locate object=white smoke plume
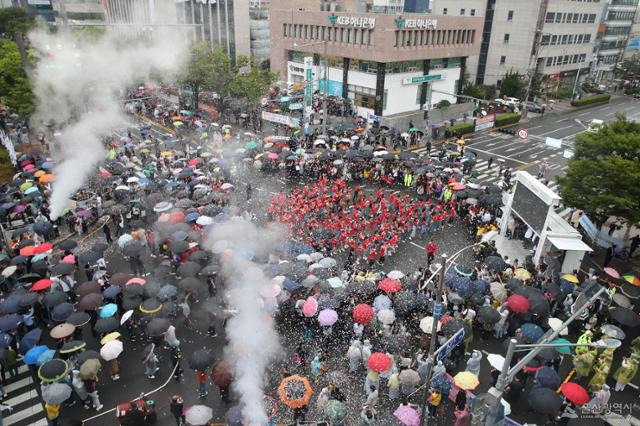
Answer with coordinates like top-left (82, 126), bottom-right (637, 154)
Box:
top-left (206, 217), bottom-right (283, 425)
top-left (28, 23), bottom-right (188, 219)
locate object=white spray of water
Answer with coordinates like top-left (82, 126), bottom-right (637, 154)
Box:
top-left (28, 23), bottom-right (187, 219)
top-left (206, 217), bottom-right (282, 425)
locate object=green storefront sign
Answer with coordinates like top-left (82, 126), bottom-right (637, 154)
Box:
top-left (409, 74), bottom-right (443, 84)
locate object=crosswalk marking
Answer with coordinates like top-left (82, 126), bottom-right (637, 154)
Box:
top-left (2, 364), bottom-right (47, 426)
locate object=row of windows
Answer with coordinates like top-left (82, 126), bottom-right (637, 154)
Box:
top-left (605, 26), bottom-right (631, 35)
top-left (568, 0), bottom-right (600, 2)
top-left (442, 8), bottom-right (476, 16)
top-left (283, 23), bottom-right (374, 46)
top-left (545, 12), bottom-right (596, 24)
top-left (540, 33), bottom-right (592, 46)
top-left (611, 0), bottom-right (638, 5)
top-left (393, 29), bottom-right (475, 47)
top-left (544, 53), bottom-right (587, 66)
top-left (607, 11), bottom-right (635, 20)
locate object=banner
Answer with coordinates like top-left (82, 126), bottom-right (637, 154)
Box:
top-left (474, 114), bottom-right (495, 132)
top-left (261, 111), bottom-right (297, 127)
top-left (0, 130), bottom-right (17, 166)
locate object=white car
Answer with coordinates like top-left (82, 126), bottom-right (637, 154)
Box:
top-left (587, 119), bottom-right (604, 133)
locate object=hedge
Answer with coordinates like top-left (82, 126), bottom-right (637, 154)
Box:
top-left (495, 113), bottom-right (522, 127)
top-left (571, 93), bottom-right (610, 107)
top-left (448, 122), bottom-right (475, 135)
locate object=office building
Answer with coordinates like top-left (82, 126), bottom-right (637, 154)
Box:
top-left (593, 0), bottom-right (639, 81)
top-left (270, 0), bottom-right (483, 127)
top-left (250, 1), bottom-right (271, 66)
top-left (623, 5), bottom-right (640, 59)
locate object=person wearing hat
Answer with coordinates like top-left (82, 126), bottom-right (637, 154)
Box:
top-left (169, 395), bottom-right (185, 425)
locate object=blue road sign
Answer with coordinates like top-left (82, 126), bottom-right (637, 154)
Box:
top-left (436, 328), bottom-right (465, 361)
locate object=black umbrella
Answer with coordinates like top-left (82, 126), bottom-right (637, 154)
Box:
top-left (188, 349), bottom-right (215, 371)
top-left (178, 277), bottom-right (201, 291)
top-left (52, 263), bottom-right (75, 276)
top-left (110, 273), bottom-right (133, 287)
top-left (484, 256), bottom-right (508, 272)
top-left (477, 306), bottom-right (501, 324)
top-left (10, 256), bottom-right (29, 265)
top-left (169, 240), bottom-right (189, 254)
top-left (528, 387), bottom-right (563, 415)
top-left (17, 240), bottom-right (35, 249)
top-left (76, 350), bottom-right (100, 365)
top-left (146, 318), bottom-right (170, 337)
top-left (349, 280), bottom-right (377, 297)
top-left (199, 265), bottom-right (219, 277)
top-left (189, 251), bottom-right (209, 262)
top-left (139, 298), bottom-right (162, 314)
top-left (0, 294), bottom-right (23, 314)
top-left (0, 314), bottom-right (22, 331)
top-left (123, 284), bottom-right (144, 297)
top-left (609, 307), bottom-right (639, 327)
top-left (19, 292), bottom-right (39, 307)
top-left (78, 293), bottom-right (103, 311)
top-left (153, 264), bottom-right (173, 279)
top-left (30, 261), bottom-right (49, 275)
top-left (67, 312), bottom-right (91, 327)
top-left (60, 340), bottom-right (86, 354)
top-left (122, 296), bottom-right (143, 310)
top-left (51, 303), bottom-right (74, 322)
top-left (57, 240), bottom-right (77, 251)
top-left (393, 291), bottom-right (417, 316)
top-left (177, 262), bottom-right (201, 277)
top-left (442, 319), bottom-right (466, 337)
top-left (122, 241), bottom-right (145, 257)
top-left (43, 291), bottom-right (68, 308)
top-left (38, 359), bottom-right (69, 383)
top-left (78, 251), bottom-right (101, 265)
top-left (94, 317), bottom-right (119, 334)
top-left (92, 243), bottom-right (109, 254)
top-left (33, 222), bottom-right (54, 236)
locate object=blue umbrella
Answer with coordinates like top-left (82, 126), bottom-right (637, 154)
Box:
top-left (41, 162), bottom-right (54, 170)
top-left (522, 323), bottom-right (544, 343)
top-left (99, 303), bottom-right (118, 318)
top-left (453, 276), bottom-right (472, 299)
top-left (373, 295), bottom-right (392, 312)
top-left (0, 295), bottom-right (23, 315)
top-left (24, 345), bottom-right (49, 365)
top-left (171, 231), bottom-right (188, 242)
top-left (241, 250), bottom-right (255, 261)
top-left (0, 314), bottom-right (23, 331)
top-left (51, 303), bottom-right (74, 322)
top-left (282, 278), bottom-right (300, 291)
top-left (37, 349), bottom-right (56, 366)
top-left (157, 285), bottom-right (177, 300)
top-left (471, 279), bottom-right (490, 296)
top-left (103, 285), bottom-right (121, 299)
top-left (0, 333), bottom-right (12, 349)
top-left (185, 212), bottom-right (200, 223)
top-left (292, 243), bottom-right (313, 254)
top-left (19, 329), bottom-right (42, 354)
top-left (535, 366), bottom-right (561, 389)
top-left (559, 279), bottom-right (573, 295)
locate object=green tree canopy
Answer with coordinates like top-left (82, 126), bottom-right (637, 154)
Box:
top-left (500, 70), bottom-right (526, 99)
top-left (556, 115), bottom-right (640, 225)
top-left (0, 39), bottom-right (34, 116)
top-left (178, 42), bottom-right (218, 108)
top-left (229, 55), bottom-right (276, 102)
top-left (0, 7), bottom-right (35, 38)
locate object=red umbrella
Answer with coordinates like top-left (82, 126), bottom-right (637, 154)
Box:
top-left (507, 294), bottom-right (530, 313)
top-left (169, 211), bottom-right (185, 224)
top-left (367, 352), bottom-right (392, 372)
top-left (100, 170), bottom-right (112, 178)
top-left (439, 315), bottom-right (454, 325)
top-left (352, 304), bottom-right (374, 325)
top-left (32, 279), bottom-right (53, 291)
top-left (560, 382), bottom-right (589, 405)
top-left (34, 243), bottom-right (53, 254)
top-left (19, 246), bottom-right (37, 257)
top-left (378, 278), bottom-right (402, 294)
top-left (604, 267), bottom-right (620, 279)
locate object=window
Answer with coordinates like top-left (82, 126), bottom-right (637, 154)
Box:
top-left (563, 55), bottom-right (570, 65)
top-left (443, 8), bottom-right (447, 15)
top-left (576, 34), bottom-right (583, 43)
top-left (561, 34), bottom-right (568, 44)
top-left (551, 35), bottom-right (558, 45)
top-left (471, 9), bottom-right (475, 16)
top-left (546, 12), bottom-right (554, 23)
top-left (500, 55), bottom-right (506, 65)
top-left (541, 34), bottom-right (550, 45)
top-left (568, 34), bottom-right (574, 44)
top-left (581, 13), bottom-right (588, 23)
top-left (503, 33), bottom-right (510, 44)
top-left (546, 57), bottom-right (553, 66)
top-left (572, 14), bottom-right (579, 23)
top-left (555, 13), bottom-right (562, 23)
top-left (508, 10), bottom-right (514, 21)
top-left (584, 34), bottom-right (591, 43)
top-left (567, 13), bottom-right (573, 23)
top-left (460, 8), bottom-right (465, 15)
top-left (588, 13), bottom-right (596, 23)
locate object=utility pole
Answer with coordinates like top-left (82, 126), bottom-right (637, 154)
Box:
top-left (322, 39), bottom-right (328, 136)
top-left (419, 253), bottom-right (447, 426)
top-left (521, 0), bottom-right (549, 119)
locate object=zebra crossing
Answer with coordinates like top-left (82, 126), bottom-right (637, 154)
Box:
top-left (410, 147), bottom-right (573, 221)
top-left (1, 365), bottom-right (47, 426)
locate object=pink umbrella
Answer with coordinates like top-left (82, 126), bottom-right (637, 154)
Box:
top-left (126, 277), bottom-right (146, 286)
top-left (23, 164), bottom-right (35, 171)
top-left (604, 267), bottom-right (620, 279)
top-left (267, 152), bottom-right (279, 160)
top-left (62, 255), bottom-right (75, 264)
top-left (12, 205), bottom-right (26, 214)
top-left (259, 284), bottom-right (281, 299)
top-left (157, 213), bottom-right (170, 222)
top-left (302, 297), bottom-right (318, 317)
top-left (394, 405), bottom-right (420, 426)
top-left (317, 309), bottom-right (338, 326)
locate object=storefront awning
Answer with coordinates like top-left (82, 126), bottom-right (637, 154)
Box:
top-left (548, 236), bottom-right (593, 252)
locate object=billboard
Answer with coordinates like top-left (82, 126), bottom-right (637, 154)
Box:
top-left (318, 79), bottom-right (344, 97)
top-left (511, 183), bottom-right (550, 235)
top-left (474, 114), bottom-right (495, 132)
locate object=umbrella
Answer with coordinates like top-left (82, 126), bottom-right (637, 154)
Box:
top-left (19, 329), bottom-right (42, 354)
top-left (100, 332), bottom-right (121, 345)
top-left (76, 281), bottom-right (101, 297)
top-left (188, 349), bottom-right (214, 371)
top-left (177, 262), bottom-right (201, 277)
top-left (0, 295), bottom-right (22, 314)
top-left (277, 375), bottom-right (313, 409)
top-left (146, 317), bottom-right (170, 337)
top-left (120, 310), bottom-right (134, 325)
top-left (485, 256), bottom-right (508, 271)
top-left (50, 323), bottom-right (75, 339)
top-left (487, 353), bottom-right (505, 371)
top-left (225, 405), bottom-right (243, 426)
top-left (317, 309), bottom-right (338, 326)
top-left (528, 387), bottom-right (563, 415)
top-left (42, 383), bottom-right (73, 405)
top-left (387, 270), bottom-right (405, 280)
top-left (100, 340), bottom-right (123, 361)
top-left (609, 307), bottom-right (639, 327)
top-left (103, 285), bottom-right (122, 300)
top-left (547, 318), bottom-right (568, 336)
top-left (0, 315), bottom-right (22, 333)
top-left (373, 294), bottom-right (392, 312)
top-left (324, 399), bottom-right (347, 421)
top-left (57, 240), bottom-right (77, 251)
top-left (514, 268), bottom-right (531, 281)
top-left (52, 263), bottom-right (75, 276)
top-left (550, 338), bottom-right (572, 355)
top-left (604, 267), bottom-right (620, 279)
top-left (59, 340), bottom-right (86, 354)
top-left (561, 382), bottom-right (589, 405)
top-left (612, 293), bottom-right (632, 308)
top-left (506, 294), bottom-right (529, 313)
top-left (377, 309), bottom-right (396, 325)
top-left (419, 316), bottom-right (441, 333)
top-left (398, 369), bottom-right (421, 386)
top-left (454, 371), bottom-right (479, 390)
top-left (123, 241), bottom-right (145, 257)
top-left (94, 317), bottom-right (119, 334)
top-left (477, 306), bottom-right (501, 324)
top-left (76, 350), bottom-right (100, 365)
top-left (353, 304), bottom-right (374, 324)
top-left (31, 279), bottom-right (52, 292)
top-left (378, 278), bottom-right (402, 293)
top-left (78, 293), bottom-right (104, 311)
top-left (19, 293), bottom-right (39, 307)
top-left (442, 319), bottom-right (466, 337)
top-left (601, 323), bottom-right (626, 340)
top-left (67, 312), bottom-right (91, 327)
top-left (211, 361), bottom-right (233, 386)
top-left (79, 358), bottom-right (101, 379)
top-left (140, 298), bottom-right (162, 314)
top-left (535, 366), bottom-right (561, 389)
top-left (185, 405), bottom-right (213, 425)
top-left (157, 285), bottom-right (177, 301)
top-left (24, 345), bottom-right (50, 365)
top-left (367, 352), bottom-right (392, 372)
top-left (39, 359), bottom-right (69, 382)
top-left (302, 297), bottom-right (318, 317)
top-left (110, 273), bottom-right (133, 286)
top-left (394, 405), bottom-right (420, 426)
top-left (521, 323), bottom-right (544, 342)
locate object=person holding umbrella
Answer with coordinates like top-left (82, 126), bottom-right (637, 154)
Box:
top-left (169, 395), bottom-right (185, 425)
top-left (211, 361), bottom-right (233, 403)
top-left (142, 343), bottom-right (159, 379)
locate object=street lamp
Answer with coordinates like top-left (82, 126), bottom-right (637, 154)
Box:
top-left (293, 40), bottom-right (329, 136)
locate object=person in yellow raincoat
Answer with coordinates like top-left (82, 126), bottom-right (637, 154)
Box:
top-left (588, 348), bottom-right (614, 392)
top-left (614, 355), bottom-right (639, 391)
top-left (573, 347), bottom-right (597, 378)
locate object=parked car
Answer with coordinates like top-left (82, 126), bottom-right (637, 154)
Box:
top-left (525, 101), bottom-right (545, 113)
top-left (587, 119), bottom-right (604, 133)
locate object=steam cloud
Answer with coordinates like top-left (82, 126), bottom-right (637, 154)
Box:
top-left (206, 217), bottom-right (282, 425)
top-left (28, 24), bottom-right (187, 219)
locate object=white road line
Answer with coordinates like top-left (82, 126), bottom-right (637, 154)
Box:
top-left (577, 111), bottom-right (592, 117)
top-left (409, 242), bottom-right (424, 250)
top-left (527, 125), bottom-right (544, 130)
top-left (4, 403), bottom-right (45, 425)
top-left (538, 125), bottom-right (575, 136)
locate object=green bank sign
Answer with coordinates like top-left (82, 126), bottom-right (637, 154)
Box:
top-left (402, 74), bottom-right (443, 85)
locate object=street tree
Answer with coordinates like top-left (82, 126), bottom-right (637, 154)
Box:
top-left (556, 115), bottom-right (640, 226)
top-left (0, 7), bottom-right (35, 38)
top-left (500, 70), bottom-right (526, 99)
top-left (0, 39), bottom-right (35, 116)
top-left (178, 42), bottom-right (217, 109)
top-left (229, 55), bottom-right (276, 103)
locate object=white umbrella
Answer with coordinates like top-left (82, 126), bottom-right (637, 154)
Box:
top-left (487, 353), bottom-right (505, 370)
top-left (196, 216), bottom-right (213, 226)
top-left (310, 252), bottom-right (324, 262)
top-left (220, 183), bottom-right (234, 190)
top-left (115, 185), bottom-right (130, 192)
top-left (387, 270), bottom-right (405, 280)
top-left (308, 263), bottom-right (324, 271)
top-left (378, 309), bottom-right (396, 325)
top-left (319, 257), bottom-right (337, 268)
top-left (126, 177), bottom-right (139, 184)
top-left (547, 318), bottom-right (568, 336)
top-left (327, 277), bottom-right (343, 288)
top-left (296, 254), bottom-right (312, 263)
top-left (490, 282), bottom-right (507, 302)
top-left (185, 405), bottom-right (213, 425)
top-left (153, 201), bottom-right (173, 213)
top-left (120, 310), bottom-right (134, 325)
top-left (2, 266), bottom-right (17, 278)
top-left (419, 316), bottom-right (441, 333)
top-left (100, 340), bottom-right (123, 361)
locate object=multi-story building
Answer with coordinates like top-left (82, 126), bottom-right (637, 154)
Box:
top-left (250, 0), bottom-right (271, 66)
top-left (594, 0), bottom-right (639, 81)
top-left (435, 0), bottom-right (603, 92)
top-left (623, 5), bottom-right (640, 59)
top-left (270, 0), bottom-right (483, 127)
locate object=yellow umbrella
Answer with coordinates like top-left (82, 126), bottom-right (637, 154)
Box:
top-left (561, 274), bottom-right (579, 284)
top-left (39, 174), bottom-right (55, 184)
top-left (20, 181), bottom-right (33, 191)
top-left (33, 170), bottom-right (45, 178)
top-left (160, 151), bottom-right (173, 157)
top-left (514, 268), bottom-right (532, 281)
top-left (100, 331), bottom-right (121, 345)
top-left (453, 371), bottom-right (480, 390)
top-left (255, 153), bottom-right (265, 160)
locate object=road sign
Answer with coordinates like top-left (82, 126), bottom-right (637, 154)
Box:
top-left (435, 328), bottom-right (465, 361)
top-left (433, 302), bottom-right (443, 319)
top-left (517, 128), bottom-right (528, 139)
top-left (402, 74), bottom-right (443, 85)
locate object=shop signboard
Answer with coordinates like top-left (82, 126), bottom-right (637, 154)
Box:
top-left (474, 114), bottom-right (496, 131)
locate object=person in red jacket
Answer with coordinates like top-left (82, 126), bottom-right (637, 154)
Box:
top-left (426, 240), bottom-right (437, 264)
top-left (378, 244), bottom-right (387, 266)
top-left (368, 248), bottom-right (377, 268)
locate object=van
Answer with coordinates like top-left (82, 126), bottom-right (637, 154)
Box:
top-left (587, 119), bottom-right (604, 133)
